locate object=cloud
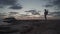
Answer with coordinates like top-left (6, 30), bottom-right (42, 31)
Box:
top-left (9, 12), bottom-right (18, 14)
top-left (25, 10), bottom-right (40, 15)
top-left (45, 4), bottom-right (53, 7)
top-left (9, 5), bottom-right (22, 9)
top-left (49, 11), bottom-right (60, 16)
top-left (0, 0), bottom-right (16, 5)
top-left (53, 0), bottom-right (60, 5)
top-left (45, 0), bottom-right (60, 9)
top-left (0, 0), bottom-right (22, 10)
top-left (45, 0), bottom-right (60, 16)
top-left (0, 13), bottom-right (6, 16)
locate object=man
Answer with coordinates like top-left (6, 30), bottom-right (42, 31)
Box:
top-left (44, 9), bottom-right (48, 20)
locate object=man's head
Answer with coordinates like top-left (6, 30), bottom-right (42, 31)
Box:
top-left (44, 9), bottom-right (47, 12)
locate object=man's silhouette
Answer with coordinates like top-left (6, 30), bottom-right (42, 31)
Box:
top-left (44, 9), bottom-right (48, 20)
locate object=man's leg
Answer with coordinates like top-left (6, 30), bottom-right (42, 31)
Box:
top-left (45, 15), bottom-right (47, 20)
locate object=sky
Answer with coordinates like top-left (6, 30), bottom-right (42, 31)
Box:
top-left (0, 0), bottom-right (60, 17)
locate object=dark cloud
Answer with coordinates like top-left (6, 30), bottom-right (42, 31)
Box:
top-left (44, 0), bottom-right (60, 17)
top-left (25, 10), bottom-right (40, 15)
top-left (9, 5), bottom-right (22, 9)
top-left (8, 12), bottom-right (19, 17)
top-left (45, 0), bottom-right (60, 9)
top-left (9, 12), bottom-right (18, 14)
top-left (0, 0), bottom-right (22, 10)
top-left (53, 0), bottom-right (60, 5)
top-left (49, 11), bottom-right (60, 16)
top-left (53, 0), bottom-right (60, 10)
top-left (45, 4), bottom-right (53, 7)
top-left (0, 0), bottom-right (16, 5)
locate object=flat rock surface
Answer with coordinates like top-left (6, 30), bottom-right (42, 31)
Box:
top-left (0, 20), bottom-right (60, 34)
